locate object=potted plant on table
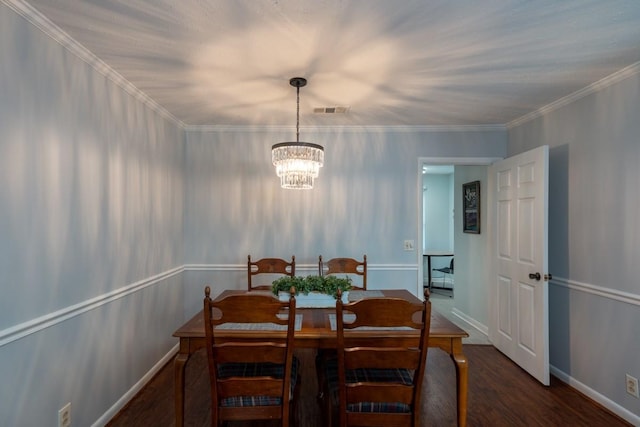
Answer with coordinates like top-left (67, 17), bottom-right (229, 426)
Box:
top-left (271, 275), bottom-right (352, 307)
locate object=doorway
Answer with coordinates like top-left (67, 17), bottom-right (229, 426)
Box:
top-left (417, 157), bottom-right (500, 341)
top-left (422, 165), bottom-right (455, 297)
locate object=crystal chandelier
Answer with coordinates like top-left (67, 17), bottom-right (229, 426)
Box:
top-left (272, 77), bottom-right (324, 189)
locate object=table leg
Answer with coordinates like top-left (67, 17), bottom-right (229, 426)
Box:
top-left (427, 255), bottom-right (432, 290)
top-left (174, 353), bottom-right (189, 427)
top-left (450, 341), bottom-right (468, 427)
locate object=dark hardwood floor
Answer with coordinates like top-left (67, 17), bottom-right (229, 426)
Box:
top-left (107, 345), bottom-right (630, 427)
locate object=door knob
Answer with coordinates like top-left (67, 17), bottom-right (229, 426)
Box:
top-left (529, 272), bottom-right (541, 281)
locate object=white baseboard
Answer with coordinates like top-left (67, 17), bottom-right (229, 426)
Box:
top-left (550, 366), bottom-right (640, 426)
top-left (92, 344), bottom-right (179, 426)
top-left (451, 307), bottom-right (489, 336)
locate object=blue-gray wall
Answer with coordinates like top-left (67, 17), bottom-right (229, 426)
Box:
top-left (453, 166), bottom-right (490, 330)
top-left (5, 0), bottom-right (638, 424)
top-left (508, 71), bottom-right (640, 422)
top-left (182, 128), bottom-right (506, 315)
top-left (423, 173), bottom-right (454, 256)
top-left (0, 4), bottom-right (506, 422)
top-left (0, 5), bottom-right (185, 426)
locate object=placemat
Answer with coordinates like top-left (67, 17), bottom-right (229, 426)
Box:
top-left (348, 290), bottom-right (384, 301)
top-left (216, 314), bottom-right (303, 331)
top-left (328, 314), bottom-right (413, 331)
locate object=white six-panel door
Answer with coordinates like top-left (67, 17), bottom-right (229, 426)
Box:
top-left (488, 145), bottom-right (550, 385)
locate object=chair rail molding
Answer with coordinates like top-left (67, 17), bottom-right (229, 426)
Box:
top-left (550, 276), bottom-right (640, 307)
top-left (4, 268), bottom-right (631, 350)
top-left (183, 263), bottom-right (419, 272)
top-left (0, 266), bottom-right (184, 348)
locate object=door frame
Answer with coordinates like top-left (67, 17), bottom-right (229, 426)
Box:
top-left (416, 157), bottom-right (502, 297)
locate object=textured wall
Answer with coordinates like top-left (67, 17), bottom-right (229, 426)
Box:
top-left (183, 127), bottom-right (506, 310)
top-left (453, 166), bottom-right (489, 326)
top-left (0, 5), bottom-right (185, 426)
top-left (508, 72), bottom-right (640, 422)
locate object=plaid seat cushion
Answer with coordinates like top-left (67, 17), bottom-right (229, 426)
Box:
top-left (346, 401), bottom-right (410, 413)
top-left (220, 394), bottom-right (282, 407)
top-left (324, 357), bottom-right (413, 413)
top-left (217, 356), bottom-right (300, 408)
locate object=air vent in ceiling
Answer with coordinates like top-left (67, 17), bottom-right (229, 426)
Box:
top-left (313, 106), bottom-right (350, 114)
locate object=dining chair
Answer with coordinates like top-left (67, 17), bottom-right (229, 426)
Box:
top-left (318, 255), bottom-right (367, 290)
top-left (322, 289), bottom-right (432, 427)
top-left (247, 255), bottom-right (295, 291)
top-left (315, 255), bottom-right (367, 392)
top-left (203, 286), bottom-right (300, 427)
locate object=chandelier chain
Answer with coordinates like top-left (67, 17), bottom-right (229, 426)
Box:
top-left (296, 84), bottom-right (300, 142)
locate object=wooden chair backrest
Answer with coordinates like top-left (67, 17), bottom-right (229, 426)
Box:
top-left (247, 255), bottom-right (295, 291)
top-left (203, 287), bottom-right (297, 426)
top-left (318, 255), bottom-right (367, 290)
top-left (335, 290), bottom-right (431, 427)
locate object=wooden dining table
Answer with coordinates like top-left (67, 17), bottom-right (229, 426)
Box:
top-left (172, 289), bottom-right (469, 427)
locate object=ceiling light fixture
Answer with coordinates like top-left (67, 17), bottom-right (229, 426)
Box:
top-left (272, 77), bottom-right (324, 189)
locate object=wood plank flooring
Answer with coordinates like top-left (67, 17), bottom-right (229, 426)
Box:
top-left (107, 345), bottom-right (631, 426)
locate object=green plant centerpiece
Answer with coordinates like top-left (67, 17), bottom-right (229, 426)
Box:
top-left (272, 275), bottom-right (352, 305)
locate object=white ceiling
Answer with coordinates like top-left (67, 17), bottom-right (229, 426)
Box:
top-left (14, 0), bottom-right (640, 127)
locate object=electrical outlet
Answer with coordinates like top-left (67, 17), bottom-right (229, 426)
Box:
top-left (58, 402), bottom-right (71, 427)
top-left (403, 240), bottom-right (414, 251)
top-left (626, 374), bottom-right (639, 398)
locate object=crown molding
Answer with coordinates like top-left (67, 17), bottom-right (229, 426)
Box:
top-left (184, 124), bottom-right (506, 133)
top-left (507, 61), bottom-right (640, 129)
top-left (8, 0), bottom-right (637, 133)
top-left (183, 263), bottom-right (419, 271)
top-left (3, 0), bottom-right (184, 127)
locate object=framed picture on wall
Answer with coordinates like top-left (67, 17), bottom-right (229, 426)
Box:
top-left (462, 180), bottom-right (480, 234)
